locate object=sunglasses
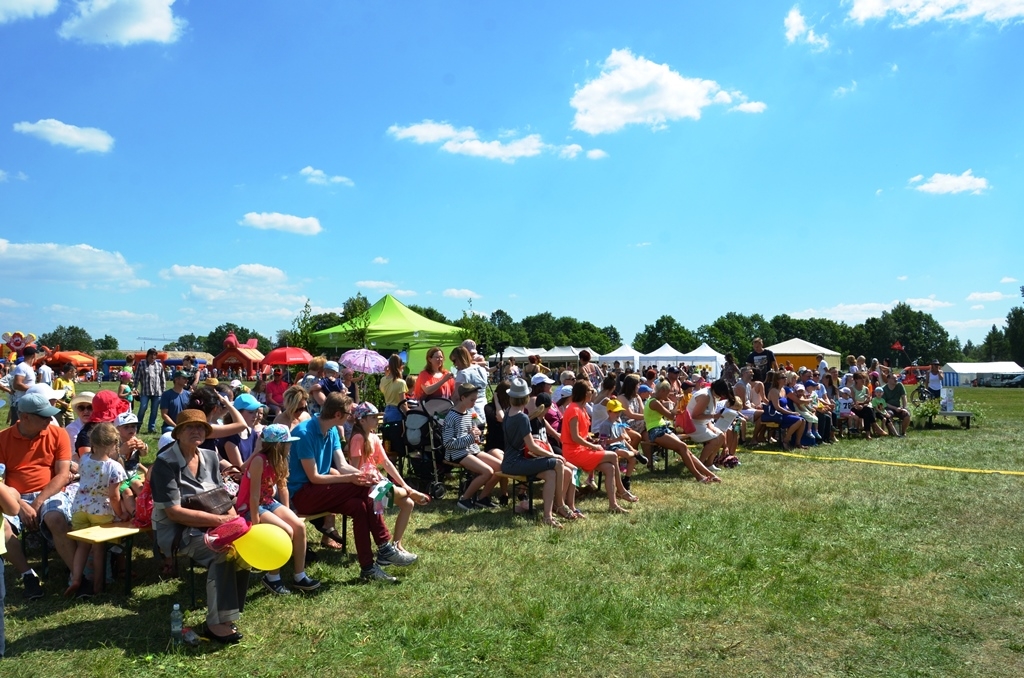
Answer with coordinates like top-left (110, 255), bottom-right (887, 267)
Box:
top-left (76, 405), bottom-right (93, 412)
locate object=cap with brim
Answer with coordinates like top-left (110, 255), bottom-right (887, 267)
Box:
top-left (554, 385), bottom-right (574, 401)
top-left (508, 377), bottom-right (530, 399)
top-left (605, 399), bottom-right (625, 412)
top-left (353, 402), bottom-right (379, 420)
top-left (681, 381), bottom-right (695, 389)
top-left (26, 384), bottom-right (63, 402)
top-left (173, 409), bottom-right (213, 439)
top-left (172, 370), bottom-right (188, 379)
top-left (262, 423), bottom-right (300, 443)
top-left (90, 390), bottom-right (130, 423)
top-left (667, 366), bottom-right (680, 373)
top-left (115, 412), bottom-right (139, 427)
top-left (931, 359), bottom-right (940, 365)
top-left (69, 391), bottom-right (95, 409)
top-left (229, 379), bottom-right (242, 388)
top-left (17, 393), bottom-right (60, 418)
top-left (324, 361), bottom-right (340, 374)
top-left (457, 383), bottom-right (481, 399)
top-left (638, 384), bottom-right (653, 394)
top-left (531, 373), bottom-right (555, 385)
top-left (535, 393), bottom-right (552, 408)
top-left (233, 393), bottom-right (262, 411)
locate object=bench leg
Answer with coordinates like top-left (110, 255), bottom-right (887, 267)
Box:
top-left (123, 535), bottom-right (134, 597)
top-left (340, 515), bottom-right (348, 555)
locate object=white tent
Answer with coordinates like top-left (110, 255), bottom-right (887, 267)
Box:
top-left (641, 343), bottom-right (687, 366)
top-left (942, 361), bottom-right (1024, 387)
top-left (543, 346), bottom-right (583, 362)
top-left (487, 346), bottom-right (533, 360)
top-left (602, 343), bottom-right (641, 368)
top-left (678, 342), bottom-right (726, 378)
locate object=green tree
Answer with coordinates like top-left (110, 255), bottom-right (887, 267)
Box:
top-left (407, 304), bottom-right (450, 324)
top-left (39, 325), bottom-right (95, 353)
top-left (342, 293), bottom-right (371, 322)
top-left (696, 313), bottom-right (776, 359)
top-left (287, 300), bottom-right (316, 352)
top-left (490, 309), bottom-right (529, 346)
top-left (980, 324), bottom-right (1010, 361)
top-left (567, 321), bottom-right (615, 355)
top-left (521, 312), bottom-right (563, 348)
top-left (94, 334), bottom-right (119, 350)
top-left (601, 325), bottom-right (622, 348)
top-left (1005, 307), bottom-right (1024, 367)
top-left (632, 315), bottom-right (697, 355)
top-left (204, 323), bottom-right (271, 355)
top-left (309, 312), bottom-right (344, 332)
top-left (860, 303), bottom-right (960, 365)
top-left (163, 333), bottom-right (205, 351)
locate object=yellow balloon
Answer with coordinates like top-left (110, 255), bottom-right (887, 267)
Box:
top-left (233, 523), bottom-right (291, 571)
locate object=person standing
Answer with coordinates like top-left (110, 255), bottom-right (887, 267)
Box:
top-left (159, 371), bottom-right (192, 433)
top-left (36, 359), bottom-right (53, 387)
top-left (746, 338), bottom-right (778, 384)
top-left (133, 348), bottom-right (165, 433)
top-left (9, 346), bottom-right (38, 423)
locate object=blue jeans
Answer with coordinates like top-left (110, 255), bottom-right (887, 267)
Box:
top-left (137, 394), bottom-right (160, 431)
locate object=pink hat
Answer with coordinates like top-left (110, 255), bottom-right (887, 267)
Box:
top-left (90, 389), bottom-right (130, 423)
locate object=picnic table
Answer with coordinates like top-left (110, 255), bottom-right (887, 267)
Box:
top-left (67, 522), bottom-right (145, 596)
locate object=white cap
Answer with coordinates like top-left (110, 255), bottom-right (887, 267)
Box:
top-left (115, 411), bottom-right (139, 427)
top-left (26, 383), bottom-right (63, 402)
top-left (531, 373), bottom-right (555, 386)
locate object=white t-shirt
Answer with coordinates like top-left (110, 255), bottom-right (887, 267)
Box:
top-left (817, 360), bottom-right (829, 380)
top-left (37, 364), bottom-right (54, 385)
top-left (454, 364), bottom-right (489, 420)
top-left (11, 361), bottom-right (35, 404)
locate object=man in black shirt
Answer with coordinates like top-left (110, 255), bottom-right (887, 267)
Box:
top-left (746, 337), bottom-right (778, 383)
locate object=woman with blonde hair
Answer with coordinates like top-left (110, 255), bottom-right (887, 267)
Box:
top-left (451, 345), bottom-right (489, 420)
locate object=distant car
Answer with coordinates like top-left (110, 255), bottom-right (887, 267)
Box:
top-left (1005, 374), bottom-right (1024, 388)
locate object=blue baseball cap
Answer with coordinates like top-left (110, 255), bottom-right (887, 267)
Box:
top-left (233, 393), bottom-right (262, 411)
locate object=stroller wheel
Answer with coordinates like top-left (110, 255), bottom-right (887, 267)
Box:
top-left (429, 482), bottom-right (447, 500)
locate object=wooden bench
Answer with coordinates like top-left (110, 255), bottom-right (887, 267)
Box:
top-left (67, 522), bottom-right (145, 596)
top-left (925, 410), bottom-right (974, 429)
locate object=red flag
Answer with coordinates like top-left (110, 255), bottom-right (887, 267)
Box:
top-left (891, 341), bottom-right (903, 351)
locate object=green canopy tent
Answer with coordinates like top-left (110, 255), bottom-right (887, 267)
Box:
top-left (311, 294), bottom-right (463, 373)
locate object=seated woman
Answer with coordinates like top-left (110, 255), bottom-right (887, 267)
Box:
top-left (501, 378), bottom-right (572, 528)
top-left (762, 371), bottom-right (806, 451)
top-left (561, 382), bottom-right (635, 511)
top-left (686, 379), bottom-right (732, 468)
top-left (615, 374), bottom-right (647, 450)
top-left (851, 372), bottom-right (883, 439)
top-left (413, 346), bottom-right (455, 401)
top-left (644, 381), bottom-right (719, 483)
top-left (151, 410), bottom-right (248, 644)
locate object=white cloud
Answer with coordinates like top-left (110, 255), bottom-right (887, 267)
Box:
top-left (784, 6), bottom-right (830, 50)
top-left (911, 169), bottom-right (990, 195)
top-left (966, 291), bottom-right (1013, 302)
top-left (833, 80), bottom-right (858, 97)
top-left (393, 289), bottom-right (417, 297)
top-left (443, 288), bottom-right (481, 299)
top-left (849, 0), bottom-right (1024, 25)
top-left (0, 239), bottom-right (150, 289)
top-left (943, 317), bottom-right (1007, 330)
top-left (1000, 276), bottom-right (1018, 283)
top-left (238, 212), bottom-right (322, 236)
top-left (161, 263), bottom-right (302, 321)
top-left (558, 144), bottom-right (583, 159)
top-left (876, 189), bottom-right (884, 196)
top-left (13, 118), bottom-right (114, 153)
top-left (388, 120), bottom-right (551, 163)
top-left (793, 300), bottom-right (898, 322)
top-left (356, 280), bottom-right (397, 290)
top-left (897, 275), bottom-right (908, 281)
top-left (586, 149), bottom-right (608, 160)
top-left (58, 0), bottom-right (186, 46)
top-left (372, 257), bottom-right (389, 265)
top-left (891, 63), bottom-right (899, 73)
top-left (906, 295), bottom-right (954, 311)
top-left (971, 304), bottom-right (985, 310)
top-left (0, 170), bottom-right (6, 182)
top-left (570, 48), bottom-right (765, 135)
top-left (0, 297), bottom-right (25, 307)
top-left (635, 242), bottom-right (651, 247)
top-left (730, 101), bottom-right (767, 113)
top-left (299, 165), bottom-right (354, 187)
top-left (0, 0), bottom-right (57, 23)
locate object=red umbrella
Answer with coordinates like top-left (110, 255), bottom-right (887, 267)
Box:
top-left (263, 346), bottom-right (313, 366)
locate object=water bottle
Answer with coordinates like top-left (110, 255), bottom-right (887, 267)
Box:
top-left (170, 603), bottom-right (183, 644)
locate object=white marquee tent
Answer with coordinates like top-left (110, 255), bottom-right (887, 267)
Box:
top-left (941, 361), bottom-right (1024, 387)
top-left (678, 342), bottom-right (726, 378)
top-left (602, 343), bottom-right (641, 367)
top-left (641, 343), bottom-right (687, 365)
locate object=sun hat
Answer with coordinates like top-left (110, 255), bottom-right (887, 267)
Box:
top-left (262, 423), bottom-right (300, 443)
top-left (115, 412), bottom-right (139, 427)
top-left (605, 399), bottom-right (625, 413)
top-left (172, 409), bottom-right (213, 439)
top-left (69, 391), bottom-right (95, 409)
top-left (554, 385), bottom-right (574, 401)
top-left (90, 390), bottom-right (129, 423)
top-left (531, 373), bottom-right (554, 385)
top-left (353, 402), bottom-right (379, 420)
top-left (26, 384), bottom-right (64, 402)
top-left (229, 379), bottom-right (242, 389)
top-left (508, 377), bottom-right (530, 399)
top-left (119, 371), bottom-right (132, 380)
top-left (457, 383), bottom-right (480, 399)
top-left (203, 377), bottom-right (219, 387)
top-left (17, 393), bottom-right (60, 418)
top-left (233, 393), bottom-right (262, 411)
top-left (324, 360), bottom-right (340, 374)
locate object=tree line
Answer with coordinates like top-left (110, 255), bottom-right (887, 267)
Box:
top-left (30, 289), bottom-right (1024, 368)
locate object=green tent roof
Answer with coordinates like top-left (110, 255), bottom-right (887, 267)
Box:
top-left (312, 294), bottom-right (463, 349)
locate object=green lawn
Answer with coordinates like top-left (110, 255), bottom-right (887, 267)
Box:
top-left (3, 387), bottom-right (1024, 677)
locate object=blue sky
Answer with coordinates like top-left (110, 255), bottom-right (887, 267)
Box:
top-left (1, 0), bottom-right (1022, 350)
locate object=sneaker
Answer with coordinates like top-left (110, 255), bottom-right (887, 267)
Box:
top-left (455, 497), bottom-right (477, 511)
top-left (635, 452), bottom-right (649, 465)
top-left (75, 580), bottom-right (94, 599)
top-left (23, 573), bottom-right (44, 600)
top-left (262, 575), bottom-right (292, 595)
top-left (376, 542), bottom-right (417, 567)
top-left (360, 563), bottom-right (398, 583)
top-left (291, 574), bottom-right (321, 592)
top-left (474, 496), bottom-right (497, 509)
top-left (708, 464), bottom-right (721, 472)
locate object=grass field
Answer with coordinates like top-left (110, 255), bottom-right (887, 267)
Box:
top-left (2, 385), bottom-right (1024, 677)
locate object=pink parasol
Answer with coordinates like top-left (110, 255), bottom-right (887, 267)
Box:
top-left (340, 348), bottom-right (388, 374)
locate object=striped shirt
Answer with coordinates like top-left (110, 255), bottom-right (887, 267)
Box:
top-left (442, 408), bottom-right (479, 463)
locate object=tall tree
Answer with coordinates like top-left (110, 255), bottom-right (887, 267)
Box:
top-left (94, 334), bottom-right (119, 350)
top-left (980, 324), bottom-right (1010, 361)
top-left (521, 312), bottom-right (563, 348)
top-left (342, 293), bottom-right (371, 322)
top-left (696, 312), bottom-right (776, 359)
top-left (860, 303), bottom-right (960, 365)
top-left (601, 325), bottom-right (623, 348)
top-left (490, 309), bottom-right (529, 347)
top-left (38, 325), bottom-right (95, 353)
top-left (163, 333), bottom-right (205, 352)
top-left (407, 304), bottom-right (450, 324)
top-left (632, 315), bottom-right (697, 355)
top-left (1005, 307), bottom-right (1024, 367)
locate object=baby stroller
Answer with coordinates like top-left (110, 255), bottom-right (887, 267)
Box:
top-left (403, 397), bottom-right (454, 500)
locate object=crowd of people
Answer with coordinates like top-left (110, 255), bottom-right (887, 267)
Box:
top-left (0, 338), bottom-right (935, 654)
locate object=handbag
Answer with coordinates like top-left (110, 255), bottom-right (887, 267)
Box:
top-left (675, 407), bottom-right (697, 435)
top-left (182, 487), bottom-right (234, 515)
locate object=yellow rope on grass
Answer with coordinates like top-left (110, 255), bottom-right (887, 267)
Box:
top-left (748, 448), bottom-right (1024, 477)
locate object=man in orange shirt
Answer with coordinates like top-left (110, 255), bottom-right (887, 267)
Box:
top-left (1, 393), bottom-right (74, 600)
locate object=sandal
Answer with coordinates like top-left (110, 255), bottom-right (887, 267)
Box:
top-left (616, 491), bottom-right (639, 503)
top-left (320, 531), bottom-right (345, 550)
top-left (555, 505), bottom-right (577, 521)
